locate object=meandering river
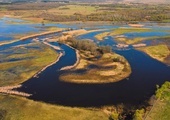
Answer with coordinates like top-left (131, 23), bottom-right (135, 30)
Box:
top-left (1, 17), bottom-right (170, 107)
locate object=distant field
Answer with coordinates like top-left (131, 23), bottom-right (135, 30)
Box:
top-left (0, 3), bottom-right (169, 22)
top-left (48, 5), bottom-right (98, 15)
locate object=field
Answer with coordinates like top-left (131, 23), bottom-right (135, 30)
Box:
top-left (0, 3), bottom-right (169, 23)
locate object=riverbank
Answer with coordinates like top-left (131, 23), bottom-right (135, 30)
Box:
top-left (33, 41), bottom-right (63, 78)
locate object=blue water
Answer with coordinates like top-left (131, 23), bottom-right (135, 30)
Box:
top-left (1, 17), bottom-right (170, 107)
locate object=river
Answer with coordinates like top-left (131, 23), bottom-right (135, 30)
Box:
top-left (1, 17), bottom-right (170, 107)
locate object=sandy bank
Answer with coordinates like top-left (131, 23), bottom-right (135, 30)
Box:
top-left (0, 85), bottom-right (31, 97)
top-left (128, 24), bottom-right (144, 27)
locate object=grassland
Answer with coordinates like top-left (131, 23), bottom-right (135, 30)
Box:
top-left (60, 50), bottom-right (131, 84)
top-left (0, 43), bottom-right (58, 86)
top-left (109, 27), bottom-right (151, 36)
top-left (145, 81), bottom-right (170, 120)
top-left (0, 95), bottom-right (108, 120)
top-left (137, 44), bottom-right (170, 62)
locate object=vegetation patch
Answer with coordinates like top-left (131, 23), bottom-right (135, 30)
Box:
top-left (94, 32), bottom-right (110, 40)
top-left (137, 44), bottom-right (170, 62)
top-left (145, 81), bottom-right (170, 120)
top-left (0, 43), bottom-right (58, 86)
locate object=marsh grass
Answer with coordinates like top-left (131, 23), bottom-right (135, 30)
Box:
top-left (137, 44), bottom-right (170, 62)
top-left (0, 43), bottom-right (58, 86)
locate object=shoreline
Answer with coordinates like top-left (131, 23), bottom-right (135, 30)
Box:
top-left (33, 52), bottom-right (63, 78)
top-left (33, 42), bottom-right (63, 78)
top-left (19, 30), bottom-right (64, 41)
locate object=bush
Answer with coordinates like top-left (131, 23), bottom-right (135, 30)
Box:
top-left (133, 109), bottom-right (145, 120)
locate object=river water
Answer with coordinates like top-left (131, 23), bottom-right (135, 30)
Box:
top-left (1, 17), bottom-right (170, 107)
